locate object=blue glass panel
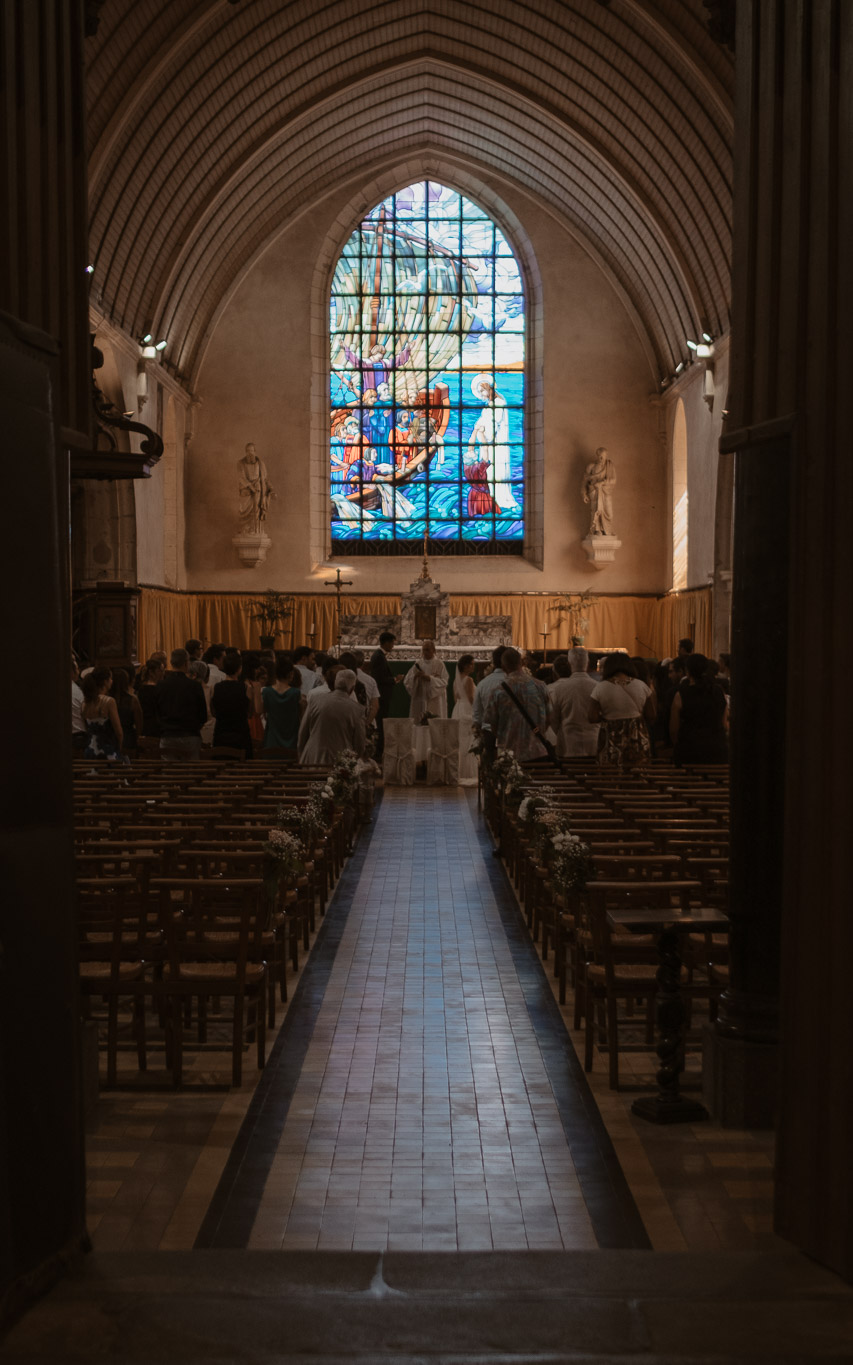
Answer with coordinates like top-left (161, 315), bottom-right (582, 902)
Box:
top-left (329, 181), bottom-right (525, 550)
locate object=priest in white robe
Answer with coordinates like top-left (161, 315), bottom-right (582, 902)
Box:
top-left (404, 642), bottom-right (449, 722)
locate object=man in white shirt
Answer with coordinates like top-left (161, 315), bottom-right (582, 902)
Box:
top-left (294, 646), bottom-right (325, 697)
top-left (71, 656), bottom-right (87, 753)
top-left (202, 644), bottom-right (226, 687)
top-left (549, 648), bottom-right (600, 756)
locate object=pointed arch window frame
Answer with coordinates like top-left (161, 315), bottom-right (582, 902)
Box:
top-left (320, 177), bottom-right (540, 561)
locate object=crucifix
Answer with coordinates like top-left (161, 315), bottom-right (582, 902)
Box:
top-left (324, 566), bottom-right (353, 654)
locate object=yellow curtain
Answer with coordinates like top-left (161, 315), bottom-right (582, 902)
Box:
top-left (138, 590), bottom-right (400, 659)
top-left (139, 586), bottom-right (712, 661)
top-left (448, 588), bottom-right (712, 657)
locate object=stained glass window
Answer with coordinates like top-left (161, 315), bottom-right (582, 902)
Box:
top-left (329, 182), bottom-right (525, 555)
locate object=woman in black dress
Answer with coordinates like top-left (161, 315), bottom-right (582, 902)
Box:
top-left (210, 652), bottom-right (252, 757)
top-left (670, 653), bottom-right (729, 765)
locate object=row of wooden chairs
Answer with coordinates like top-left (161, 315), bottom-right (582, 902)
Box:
top-left (74, 759), bottom-right (353, 1087)
top-left (490, 759), bottom-right (729, 1088)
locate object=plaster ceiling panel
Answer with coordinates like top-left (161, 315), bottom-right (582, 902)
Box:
top-left (84, 0), bottom-right (733, 384)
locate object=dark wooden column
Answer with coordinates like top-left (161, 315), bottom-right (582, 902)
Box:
top-left (0, 1), bottom-right (91, 1327)
top-left (720, 0), bottom-right (853, 1279)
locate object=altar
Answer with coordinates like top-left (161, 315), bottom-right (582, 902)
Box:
top-left (340, 566), bottom-right (512, 662)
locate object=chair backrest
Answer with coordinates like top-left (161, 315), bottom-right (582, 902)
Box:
top-left (76, 876), bottom-right (146, 971)
top-left (152, 877), bottom-right (267, 976)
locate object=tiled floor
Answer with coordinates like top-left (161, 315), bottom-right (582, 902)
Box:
top-left (84, 785), bottom-right (782, 1256)
top-left (242, 787), bottom-right (626, 1252)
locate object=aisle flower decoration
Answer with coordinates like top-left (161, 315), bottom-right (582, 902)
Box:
top-left (546, 828), bottom-right (593, 894)
top-left (488, 748), bottom-right (527, 808)
top-left (263, 827), bottom-right (305, 898)
top-left (324, 749), bottom-right (360, 808)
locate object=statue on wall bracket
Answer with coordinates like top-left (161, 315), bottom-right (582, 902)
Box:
top-left (580, 446), bottom-right (622, 568)
top-left (231, 441), bottom-right (274, 567)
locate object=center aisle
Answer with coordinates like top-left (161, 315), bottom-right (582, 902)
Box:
top-left (199, 787), bottom-right (649, 1252)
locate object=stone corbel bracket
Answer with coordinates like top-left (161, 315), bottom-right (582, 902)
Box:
top-left (581, 535), bottom-right (622, 568)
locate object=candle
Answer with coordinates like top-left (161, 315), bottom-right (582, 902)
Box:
top-left (309, 619), bottom-right (315, 634)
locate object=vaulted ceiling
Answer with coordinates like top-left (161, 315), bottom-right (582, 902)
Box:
top-left (85, 0), bottom-right (733, 386)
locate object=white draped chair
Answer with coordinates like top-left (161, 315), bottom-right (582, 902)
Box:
top-left (427, 719), bottom-right (459, 786)
top-left (382, 718), bottom-right (415, 786)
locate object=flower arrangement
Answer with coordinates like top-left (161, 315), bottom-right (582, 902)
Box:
top-left (278, 794), bottom-right (327, 852)
top-left (313, 750), bottom-right (360, 812)
top-left (546, 828), bottom-right (593, 894)
top-left (263, 827), bottom-right (305, 896)
top-left (488, 748), bottom-right (527, 807)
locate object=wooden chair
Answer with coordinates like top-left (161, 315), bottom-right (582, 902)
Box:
top-left (77, 877), bottom-right (149, 1086)
top-left (154, 879), bottom-right (268, 1087)
top-left (581, 879), bottom-right (702, 1088)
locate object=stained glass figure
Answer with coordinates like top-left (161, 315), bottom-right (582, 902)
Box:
top-left (329, 182), bottom-right (525, 554)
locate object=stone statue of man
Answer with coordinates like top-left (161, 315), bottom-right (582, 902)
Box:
top-left (238, 442), bottom-right (273, 534)
top-left (581, 447), bottom-right (616, 536)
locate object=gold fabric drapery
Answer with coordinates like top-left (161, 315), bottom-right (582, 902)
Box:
top-left (138, 586), bottom-right (712, 662)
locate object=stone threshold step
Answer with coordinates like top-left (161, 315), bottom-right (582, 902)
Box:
top-left (3, 1250), bottom-right (852, 1364)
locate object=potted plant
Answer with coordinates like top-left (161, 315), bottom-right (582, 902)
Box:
top-left (552, 590), bottom-right (599, 646)
top-left (247, 590), bottom-right (293, 649)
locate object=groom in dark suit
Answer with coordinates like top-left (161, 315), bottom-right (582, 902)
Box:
top-left (369, 630), bottom-right (398, 761)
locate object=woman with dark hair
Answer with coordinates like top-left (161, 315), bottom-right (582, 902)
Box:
top-left (259, 657), bottom-right (305, 752)
top-left (670, 653), bottom-right (729, 766)
top-left (211, 652), bottom-right (253, 757)
top-left (588, 652), bottom-right (656, 768)
top-left (81, 667), bottom-right (127, 762)
top-left (452, 654), bottom-right (478, 786)
top-left (111, 667), bottom-right (144, 757)
top-left (247, 660), bottom-right (269, 749)
top-left (136, 657), bottom-right (165, 738)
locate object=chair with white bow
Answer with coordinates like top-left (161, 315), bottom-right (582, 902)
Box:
top-left (382, 718), bottom-right (415, 786)
top-left (427, 719), bottom-right (459, 786)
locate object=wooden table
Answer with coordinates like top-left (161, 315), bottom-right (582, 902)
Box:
top-left (606, 905), bottom-right (729, 1124)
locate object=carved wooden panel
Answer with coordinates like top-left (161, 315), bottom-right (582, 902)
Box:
top-left (414, 602), bottom-right (437, 639)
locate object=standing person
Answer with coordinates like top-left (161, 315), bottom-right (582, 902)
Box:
top-left (670, 653), bottom-right (729, 765)
top-left (260, 657), bottom-right (304, 753)
top-left (154, 648), bottom-right (208, 761)
top-left (293, 646), bottom-right (324, 697)
top-left (136, 657), bottom-right (166, 738)
top-left (452, 654), bottom-right (478, 785)
top-left (677, 637), bottom-right (694, 659)
top-left (202, 644), bottom-right (226, 687)
top-left (246, 660), bottom-right (269, 748)
top-left (184, 639), bottom-right (203, 662)
top-left (549, 647), bottom-right (600, 757)
top-left (482, 648), bottom-right (550, 762)
top-left (588, 653), bottom-right (656, 769)
top-left (352, 650), bottom-right (380, 727)
top-left (188, 659), bottom-right (213, 746)
top-left (297, 669), bottom-right (365, 765)
top-left (370, 630), bottom-right (398, 761)
top-left (81, 667), bottom-right (127, 763)
top-left (404, 641), bottom-right (449, 721)
top-left (211, 652), bottom-right (253, 757)
top-left (472, 644), bottom-right (509, 746)
top-left (71, 656), bottom-right (88, 754)
top-left (111, 667), bottom-right (144, 758)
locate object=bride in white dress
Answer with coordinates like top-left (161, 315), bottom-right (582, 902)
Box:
top-left (452, 655), bottom-right (478, 786)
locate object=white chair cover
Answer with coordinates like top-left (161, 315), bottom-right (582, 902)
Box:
top-left (382, 718), bottom-right (415, 786)
top-left (427, 718), bottom-right (459, 786)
